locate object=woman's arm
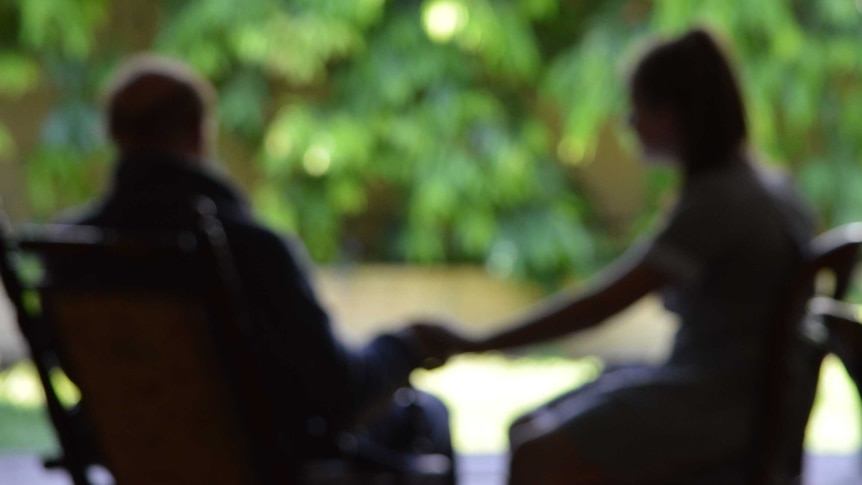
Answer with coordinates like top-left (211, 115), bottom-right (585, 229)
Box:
top-left (472, 255), bottom-right (668, 352)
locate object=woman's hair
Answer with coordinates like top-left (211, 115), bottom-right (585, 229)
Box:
top-left (629, 28), bottom-right (747, 174)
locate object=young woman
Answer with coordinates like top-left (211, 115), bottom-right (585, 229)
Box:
top-left (414, 29), bottom-right (817, 484)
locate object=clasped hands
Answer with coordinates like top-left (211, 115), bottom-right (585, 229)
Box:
top-left (402, 321), bottom-right (484, 370)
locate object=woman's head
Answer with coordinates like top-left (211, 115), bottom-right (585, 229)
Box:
top-left (628, 28), bottom-right (747, 174)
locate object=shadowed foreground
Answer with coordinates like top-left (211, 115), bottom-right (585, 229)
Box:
top-left (0, 452), bottom-right (859, 485)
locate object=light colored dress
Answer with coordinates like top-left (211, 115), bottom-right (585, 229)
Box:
top-left (555, 160), bottom-right (816, 483)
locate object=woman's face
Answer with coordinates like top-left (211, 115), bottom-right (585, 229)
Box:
top-left (628, 92), bottom-right (680, 164)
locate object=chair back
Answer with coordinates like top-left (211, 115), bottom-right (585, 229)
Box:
top-left (809, 223), bottom-right (862, 408)
top-left (4, 206), bottom-right (287, 484)
top-left (809, 223), bottom-right (862, 388)
top-left (0, 206), bottom-right (94, 485)
top-left (755, 222), bottom-right (862, 484)
top-left (45, 290), bottom-right (258, 485)
top-left (809, 223), bottom-right (862, 302)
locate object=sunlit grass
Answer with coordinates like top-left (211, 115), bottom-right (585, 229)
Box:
top-left (0, 362), bottom-right (80, 408)
top-left (0, 363), bottom-right (45, 407)
top-left (805, 355), bottom-right (861, 454)
top-left (0, 403), bottom-right (55, 452)
top-left (412, 354), bottom-right (603, 453)
top-left (0, 363), bottom-right (56, 452)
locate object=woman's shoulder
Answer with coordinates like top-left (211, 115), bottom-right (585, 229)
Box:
top-left (675, 158), bottom-right (815, 238)
top-left (684, 159), bottom-right (798, 206)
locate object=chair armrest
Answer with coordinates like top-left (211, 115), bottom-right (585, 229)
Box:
top-left (810, 297), bottom-right (862, 387)
top-left (809, 296), bottom-right (860, 323)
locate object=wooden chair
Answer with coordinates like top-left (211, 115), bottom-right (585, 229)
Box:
top-left (686, 222), bottom-right (862, 485)
top-left (0, 207), bottom-right (101, 485)
top-left (806, 222), bottom-right (862, 388)
top-left (754, 222), bottom-right (862, 484)
top-left (804, 224), bottom-right (862, 481)
top-left (1, 203), bottom-right (289, 484)
top-left (0, 202), bottom-right (452, 484)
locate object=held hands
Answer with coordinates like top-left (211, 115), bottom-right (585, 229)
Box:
top-left (402, 321), bottom-right (480, 370)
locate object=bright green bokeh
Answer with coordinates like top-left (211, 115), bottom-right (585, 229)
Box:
top-left (1, 0), bottom-right (861, 287)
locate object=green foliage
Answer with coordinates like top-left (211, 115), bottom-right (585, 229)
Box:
top-left (0, 53), bottom-right (40, 97)
top-left (17, 0), bottom-right (110, 58)
top-left (5, 0), bottom-right (862, 286)
top-left (0, 122), bottom-right (15, 160)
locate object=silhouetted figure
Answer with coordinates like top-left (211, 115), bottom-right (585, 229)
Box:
top-left (414, 28), bottom-right (816, 484)
top-left (55, 55), bottom-right (452, 470)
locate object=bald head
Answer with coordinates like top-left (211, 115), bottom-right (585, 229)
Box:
top-left (105, 55), bottom-right (216, 158)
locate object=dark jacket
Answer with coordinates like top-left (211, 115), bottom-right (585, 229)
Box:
top-left (61, 153), bottom-right (421, 458)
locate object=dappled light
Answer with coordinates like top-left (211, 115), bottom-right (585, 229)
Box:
top-left (422, 1), bottom-right (469, 44)
top-left (2, 0), bottom-right (860, 284)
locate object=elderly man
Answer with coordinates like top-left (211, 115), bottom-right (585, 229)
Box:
top-left (60, 55), bottom-right (452, 471)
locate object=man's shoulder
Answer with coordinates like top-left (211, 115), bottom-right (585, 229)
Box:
top-left (220, 214), bottom-right (292, 247)
top-left (219, 216), bottom-right (310, 271)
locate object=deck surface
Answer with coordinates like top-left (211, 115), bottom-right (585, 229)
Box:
top-left (0, 452), bottom-right (858, 484)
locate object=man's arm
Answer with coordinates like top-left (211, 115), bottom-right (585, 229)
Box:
top-left (231, 226), bottom-right (421, 427)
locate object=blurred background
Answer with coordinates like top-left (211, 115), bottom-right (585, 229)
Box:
top-left (0, 0), bottom-right (861, 460)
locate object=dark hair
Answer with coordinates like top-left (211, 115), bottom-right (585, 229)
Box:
top-left (629, 29), bottom-right (747, 174)
top-left (104, 55), bottom-right (215, 148)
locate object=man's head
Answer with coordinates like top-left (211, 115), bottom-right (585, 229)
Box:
top-left (104, 55), bottom-right (216, 159)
